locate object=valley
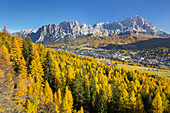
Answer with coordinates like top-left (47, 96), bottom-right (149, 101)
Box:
top-left (47, 35), bottom-right (170, 71)
top-left (50, 45), bottom-right (170, 78)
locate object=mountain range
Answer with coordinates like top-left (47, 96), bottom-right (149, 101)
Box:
top-left (12, 16), bottom-right (168, 43)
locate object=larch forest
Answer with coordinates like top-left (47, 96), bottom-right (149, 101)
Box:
top-left (0, 32), bottom-right (170, 113)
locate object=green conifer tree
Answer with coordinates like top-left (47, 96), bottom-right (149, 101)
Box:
top-left (72, 69), bottom-right (85, 110)
top-left (161, 93), bottom-right (169, 112)
top-left (95, 89), bottom-right (107, 113)
top-left (90, 75), bottom-right (96, 112)
top-left (43, 51), bottom-right (55, 91)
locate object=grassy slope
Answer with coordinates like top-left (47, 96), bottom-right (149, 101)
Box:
top-left (117, 64), bottom-right (170, 78)
top-left (97, 58), bottom-right (170, 78)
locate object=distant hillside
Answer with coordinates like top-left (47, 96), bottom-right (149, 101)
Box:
top-left (132, 38), bottom-right (170, 49)
top-left (46, 34), bottom-right (169, 49)
top-left (12, 16), bottom-right (169, 44)
top-left (102, 37), bottom-right (170, 50)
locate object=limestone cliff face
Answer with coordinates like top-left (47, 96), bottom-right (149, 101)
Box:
top-left (12, 16), bottom-right (165, 43)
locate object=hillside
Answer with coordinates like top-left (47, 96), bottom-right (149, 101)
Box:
top-left (102, 37), bottom-right (170, 50)
top-left (131, 38), bottom-right (170, 49)
top-left (0, 32), bottom-right (170, 113)
top-left (46, 34), bottom-right (169, 49)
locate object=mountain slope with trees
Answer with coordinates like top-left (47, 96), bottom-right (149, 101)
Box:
top-left (0, 32), bottom-right (170, 113)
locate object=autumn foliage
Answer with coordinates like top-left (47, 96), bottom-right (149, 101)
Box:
top-left (0, 32), bottom-right (170, 113)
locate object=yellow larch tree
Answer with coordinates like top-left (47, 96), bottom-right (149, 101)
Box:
top-left (26, 100), bottom-right (35, 113)
top-left (77, 106), bottom-right (84, 113)
top-left (96, 83), bottom-right (100, 94)
top-left (11, 38), bottom-right (22, 62)
top-left (27, 74), bottom-right (40, 111)
top-left (54, 92), bottom-right (60, 113)
top-left (29, 50), bottom-right (44, 84)
top-left (54, 92), bottom-right (58, 104)
top-left (38, 44), bottom-right (47, 65)
top-left (62, 86), bottom-right (73, 113)
top-left (16, 57), bottom-right (28, 105)
top-left (66, 65), bottom-right (75, 85)
top-left (129, 90), bottom-right (137, 112)
top-left (1, 45), bottom-right (10, 59)
top-left (106, 84), bottom-right (112, 102)
top-left (119, 88), bottom-right (130, 112)
top-left (136, 94), bottom-right (145, 113)
top-left (84, 74), bottom-right (90, 86)
top-left (43, 81), bottom-right (53, 103)
top-left (51, 54), bottom-right (61, 88)
top-left (152, 93), bottom-right (163, 113)
top-left (57, 88), bottom-right (62, 107)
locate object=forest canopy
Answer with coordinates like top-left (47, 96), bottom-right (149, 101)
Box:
top-left (0, 32), bottom-right (169, 113)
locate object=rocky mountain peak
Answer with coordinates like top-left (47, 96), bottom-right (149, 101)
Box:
top-left (122, 16), bottom-right (145, 27)
top-left (12, 16), bottom-right (167, 43)
top-left (12, 29), bottom-right (38, 39)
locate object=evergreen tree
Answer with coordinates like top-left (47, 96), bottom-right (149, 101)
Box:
top-left (143, 93), bottom-right (152, 113)
top-left (108, 83), bottom-right (120, 113)
top-left (22, 39), bottom-right (28, 61)
top-left (136, 94), bottom-right (145, 113)
top-left (26, 37), bottom-right (33, 58)
top-left (22, 36), bottom-right (33, 71)
top-left (60, 72), bottom-right (66, 92)
top-left (90, 75), bottom-right (96, 112)
top-left (43, 50), bottom-right (55, 91)
top-left (72, 70), bottom-right (85, 110)
top-left (161, 93), bottom-right (169, 112)
top-left (95, 89), bottom-right (107, 113)
top-left (84, 83), bottom-right (91, 107)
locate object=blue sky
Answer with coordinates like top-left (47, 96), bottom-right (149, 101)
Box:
top-left (0, 0), bottom-right (170, 33)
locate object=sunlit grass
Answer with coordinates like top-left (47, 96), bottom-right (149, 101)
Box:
top-left (117, 64), bottom-right (170, 78)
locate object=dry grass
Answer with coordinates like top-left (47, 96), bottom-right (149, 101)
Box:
top-left (117, 64), bottom-right (170, 78)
